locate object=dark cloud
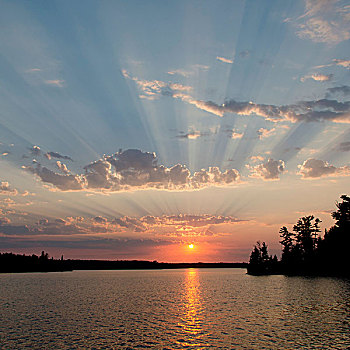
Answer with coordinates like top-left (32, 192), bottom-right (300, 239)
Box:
top-left (337, 141), bottom-right (350, 152)
top-left (298, 158), bottom-right (350, 178)
top-left (45, 152), bottom-right (73, 161)
top-left (23, 164), bottom-right (84, 191)
top-left (180, 97), bottom-right (350, 123)
top-left (326, 85), bottom-right (350, 98)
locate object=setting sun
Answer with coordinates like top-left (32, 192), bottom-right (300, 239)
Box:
top-left (188, 244), bottom-right (194, 249)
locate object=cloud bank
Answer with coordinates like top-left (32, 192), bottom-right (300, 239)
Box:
top-left (23, 149), bottom-right (240, 192)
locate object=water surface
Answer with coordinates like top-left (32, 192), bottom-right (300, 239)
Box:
top-left (1, 269), bottom-right (349, 349)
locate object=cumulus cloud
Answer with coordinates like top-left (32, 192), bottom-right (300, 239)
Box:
top-left (298, 158), bottom-right (350, 178)
top-left (23, 149), bottom-right (241, 192)
top-left (248, 158), bottom-right (285, 180)
top-left (300, 73), bottom-right (333, 82)
top-left (0, 182), bottom-right (18, 196)
top-left (56, 161), bottom-right (70, 175)
top-left (216, 56), bottom-right (234, 64)
top-left (296, 0), bottom-right (350, 44)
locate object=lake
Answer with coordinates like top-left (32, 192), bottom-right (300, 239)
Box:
top-left (1, 269), bottom-right (349, 349)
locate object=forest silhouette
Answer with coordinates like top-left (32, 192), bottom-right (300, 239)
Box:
top-left (0, 251), bottom-right (246, 273)
top-left (248, 194), bottom-right (350, 277)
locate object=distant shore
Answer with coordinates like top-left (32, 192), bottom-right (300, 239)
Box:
top-left (0, 252), bottom-right (247, 273)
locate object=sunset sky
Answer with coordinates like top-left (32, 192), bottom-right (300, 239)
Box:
top-left (0, 0), bottom-right (349, 262)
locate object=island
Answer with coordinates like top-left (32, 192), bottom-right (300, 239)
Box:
top-left (247, 194), bottom-right (350, 277)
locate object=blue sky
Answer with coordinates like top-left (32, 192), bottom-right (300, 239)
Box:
top-left (0, 0), bottom-right (349, 261)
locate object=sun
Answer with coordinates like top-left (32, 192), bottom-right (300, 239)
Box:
top-left (188, 244), bottom-right (194, 249)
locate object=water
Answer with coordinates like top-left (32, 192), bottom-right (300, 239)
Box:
top-left (1, 269), bottom-right (349, 349)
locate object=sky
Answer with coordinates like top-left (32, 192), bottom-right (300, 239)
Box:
top-left (0, 0), bottom-right (349, 262)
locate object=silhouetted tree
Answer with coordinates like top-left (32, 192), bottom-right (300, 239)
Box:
top-left (279, 226), bottom-right (294, 262)
top-left (293, 215), bottom-right (321, 260)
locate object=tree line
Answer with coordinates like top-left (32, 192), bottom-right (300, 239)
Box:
top-left (248, 195), bottom-right (350, 277)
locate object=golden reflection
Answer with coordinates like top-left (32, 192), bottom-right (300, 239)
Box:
top-left (178, 269), bottom-right (207, 347)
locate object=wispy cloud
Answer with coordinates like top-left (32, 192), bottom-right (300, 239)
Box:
top-left (167, 64), bottom-right (209, 77)
top-left (300, 73), bottom-right (333, 82)
top-left (123, 69), bottom-right (192, 100)
top-left (45, 79), bottom-right (65, 87)
top-left (216, 56), bottom-right (234, 64)
top-left (296, 0), bottom-right (350, 44)
top-left (257, 127), bottom-right (276, 139)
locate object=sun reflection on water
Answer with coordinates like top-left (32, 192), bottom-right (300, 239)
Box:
top-left (177, 269), bottom-right (209, 348)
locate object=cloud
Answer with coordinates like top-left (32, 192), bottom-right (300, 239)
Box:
top-left (0, 182), bottom-right (18, 196)
top-left (167, 64), bottom-right (209, 77)
top-left (176, 130), bottom-right (202, 140)
top-left (231, 130), bottom-right (244, 139)
top-left (23, 164), bottom-right (84, 191)
top-left (248, 158), bottom-right (285, 180)
top-left (315, 59), bottom-right (350, 69)
top-left (123, 70), bottom-right (350, 124)
top-left (298, 158), bottom-right (350, 178)
top-left (216, 56), bottom-right (234, 64)
top-left (110, 214), bottom-right (245, 237)
top-left (257, 127), bottom-right (276, 139)
top-left (24, 149), bottom-right (241, 192)
top-left (45, 152), bottom-right (73, 161)
top-left (333, 59), bottom-right (350, 68)
top-left (56, 161), bottom-right (70, 175)
top-left (45, 79), bottom-right (65, 87)
top-left (175, 95), bottom-right (350, 123)
top-left (296, 0), bottom-right (350, 44)
top-left (167, 69), bottom-right (192, 77)
top-left (337, 141), bottom-right (350, 152)
top-left (123, 70), bottom-right (192, 100)
top-left (28, 145), bottom-right (41, 156)
top-left (176, 127), bottom-right (217, 140)
top-left (300, 73), bottom-right (333, 82)
top-left (250, 156), bottom-right (264, 163)
top-left (93, 216), bottom-right (107, 224)
top-left (326, 85), bottom-right (350, 97)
